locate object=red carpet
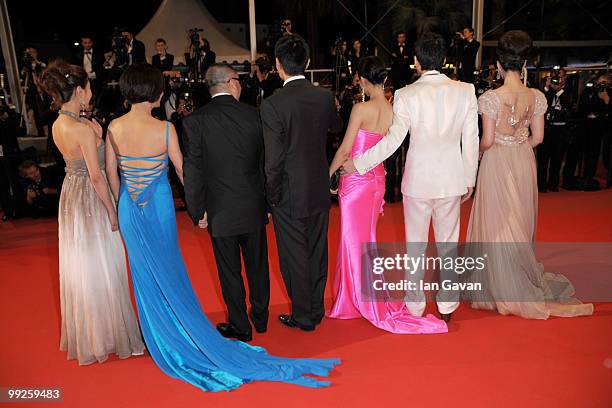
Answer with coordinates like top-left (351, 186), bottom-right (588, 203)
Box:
top-left (1, 190), bottom-right (611, 407)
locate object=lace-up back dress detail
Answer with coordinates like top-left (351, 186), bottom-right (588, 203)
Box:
top-left (117, 125), bottom-right (169, 207)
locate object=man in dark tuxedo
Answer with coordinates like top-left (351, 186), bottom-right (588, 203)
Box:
top-left (121, 29), bottom-right (146, 65)
top-left (390, 31), bottom-right (412, 89)
top-left (538, 68), bottom-right (573, 192)
top-left (261, 34), bottom-right (341, 331)
top-left (75, 36), bottom-right (105, 97)
top-left (151, 38), bottom-right (174, 72)
top-left (183, 63), bottom-right (270, 342)
top-left (456, 27), bottom-right (480, 84)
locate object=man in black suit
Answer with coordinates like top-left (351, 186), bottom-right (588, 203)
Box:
top-left (151, 38), bottom-right (174, 72)
top-left (456, 26), bottom-right (480, 84)
top-left (261, 34), bottom-right (341, 331)
top-left (121, 29), bottom-right (146, 65)
top-left (183, 63), bottom-right (270, 342)
top-left (390, 31), bottom-right (412, 89)
top-left (538, 68), bottom-right (573, 192)
top-left (75, 36), bottom-right (105, 97)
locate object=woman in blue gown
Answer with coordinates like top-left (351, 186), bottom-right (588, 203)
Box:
top-left (105, 64), bottom-right (340, 392)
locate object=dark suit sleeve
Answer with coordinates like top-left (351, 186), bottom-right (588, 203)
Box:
top-left (135, 40), bottom-right (146, 63)
top-left (182, 115), bottom-right (207, 224)
top-left (328, 93), bottom-right (343, 134)
top-left (260, 99), bottom-right (285, 207)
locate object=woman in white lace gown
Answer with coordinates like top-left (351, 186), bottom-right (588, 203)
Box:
top-left (40, 61), bottom-right (145, 364)
top-left (465, 31), bottom-right (593, 319)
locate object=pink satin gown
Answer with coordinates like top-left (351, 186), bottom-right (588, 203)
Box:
top-left (327, 129), bottom-right (447, 334)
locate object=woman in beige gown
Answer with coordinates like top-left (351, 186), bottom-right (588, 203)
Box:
top-left (465, 31), bottom-right (593, 319)
top-left (41, 61), bottom-right (145, 364)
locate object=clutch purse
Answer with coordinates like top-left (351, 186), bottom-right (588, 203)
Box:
top-left (329, 170), bottom-right (340, 191)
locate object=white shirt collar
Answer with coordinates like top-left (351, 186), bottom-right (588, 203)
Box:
top-left (212, 92), bottom-right (232, 99)
top-left (555, 89), bottom-right (564, 97)
top-left (421, 70), bottom-right (441, 77)
top-left (283, 75), bottom-right (306, 86)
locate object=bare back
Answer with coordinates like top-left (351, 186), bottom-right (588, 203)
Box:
top-left (108, 114), bottom-right (169, 158)
top-left (356, 98), bottom-right (394, 135)
top-left (52, 116), bottom-right (101, 161)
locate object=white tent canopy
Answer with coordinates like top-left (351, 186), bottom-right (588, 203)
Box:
top-left (137, 0), bottom-right (251, 64)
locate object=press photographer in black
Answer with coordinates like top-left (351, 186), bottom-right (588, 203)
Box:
top-left (563, 73), bottom-right (611, 191)
top-left (242, 57), bottom-right (282, 106)
top-left (0, 104), bottom-right (24, 221)
top-left (456, 27), bottom-right (480, 83)
top-left (537, 67), bottom-right (572, 192)
top-left (18, 160), bottom-right (62, 218)
top-left (121, 29), bottom-right (146, 65)
top-left (186, 32), bottom-right (216, 81)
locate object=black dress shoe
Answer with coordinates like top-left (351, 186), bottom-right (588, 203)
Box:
top-left (278, 314), bottom-right (315, 331)
top-left (255, 326), bottom-right (267, 334)
top-left (216, 323), bottom-right (252, 342)
top-left (439, 313), bottom-right (452, 323)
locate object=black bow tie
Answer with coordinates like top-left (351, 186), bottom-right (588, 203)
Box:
top-left (85, 51), bottom-right (92, 54)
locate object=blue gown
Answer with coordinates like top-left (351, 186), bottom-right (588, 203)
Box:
top-left (117, 122), bottom-right (340, 391)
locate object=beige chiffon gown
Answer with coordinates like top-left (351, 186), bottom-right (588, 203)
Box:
top-left (465, 88), bottom-right (593, 319)
top-left (58, 141), bottom-right (145, 364)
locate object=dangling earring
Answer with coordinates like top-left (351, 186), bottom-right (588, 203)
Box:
top-left (496, 69), bottom-right (501, 80)
top-left (521, 66), bottom-right (528, 86)
top-left (79, 100), bottom-right (87, 118)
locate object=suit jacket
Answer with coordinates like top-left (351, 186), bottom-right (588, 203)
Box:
top-left (182, 95), bottom-right (267, 237)
top-left (74, 48), bottom-right (104, 80)
top-left (354, 72), bottom-right (479, 199)
top-left (128, 39), bottom-right (146, 64)
top-left (151, 53), bottom-right (174, 72)
top-left (543, 87), bottom-right (573, 124)
top-left (185, 51), bottom-right (216, 75)
top-left (260, 78), bottom-right (341, 218)
top-left (458, 39), bottom-right (480, 78)
top-left (390, 43), bottom-right (411, 68)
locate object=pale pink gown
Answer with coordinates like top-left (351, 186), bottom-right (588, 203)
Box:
top-left (327, 129), bottom-right (448, 334)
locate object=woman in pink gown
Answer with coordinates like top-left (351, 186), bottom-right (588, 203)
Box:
top-left (327, 57), bottom-right (447, 334)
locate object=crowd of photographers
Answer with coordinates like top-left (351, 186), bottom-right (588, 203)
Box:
top-left (0, 23), bottom-right (610, 221)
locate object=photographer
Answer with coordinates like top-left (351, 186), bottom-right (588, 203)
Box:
top-left (18, 160), bottom-right (62, 218)
top-left (21, 47), bottom-right (48, 136)
top-left (455, 27), bottom-right (480, 83)
top-left (121, 29), bottom-right (146, 65)
top-left (563, 73), bottom-right (611, 191)
top-left (537, 67), bottom-right (572, 192)
top-left (186, 32), bottom-right (216, 81)
top-left (242, 57), bottom-right (282, 106)
top-left (0, 104), bottom-right (24, 221)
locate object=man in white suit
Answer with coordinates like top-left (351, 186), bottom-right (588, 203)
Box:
top-left (342, 32), bottom-right (479, 322)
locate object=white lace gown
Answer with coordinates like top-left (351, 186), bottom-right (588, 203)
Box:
top-left (465, 88), bottom-right (594, 319)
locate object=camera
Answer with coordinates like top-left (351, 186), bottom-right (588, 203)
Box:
top-left (22, 51), bottom-right (34, 68)
top-left (595, 82), bottom-right (610, 93)
top-left (550, 65), bottom-right (562, 85)
top-left (110, 28), bottom-right (129, 68)
top-left (188, 28), bottom-right (204, 48)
